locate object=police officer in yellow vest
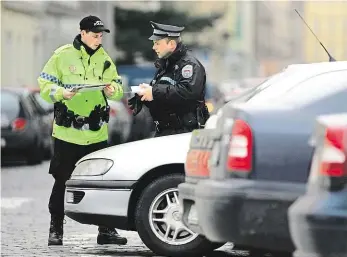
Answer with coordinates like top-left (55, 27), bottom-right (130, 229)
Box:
top-left (38, 15), bottom-right (127, 246)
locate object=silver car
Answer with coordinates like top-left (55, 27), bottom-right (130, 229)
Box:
top-left (64, 132), bottom-right (222, 256)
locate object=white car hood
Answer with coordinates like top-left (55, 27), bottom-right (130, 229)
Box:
top-left (75, 132), bottom-right (193, 180)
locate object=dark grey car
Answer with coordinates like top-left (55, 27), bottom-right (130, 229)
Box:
top-left (1, 88), bottom-right (47, 165)
top-left (179, 61), bottom-right (347, 254)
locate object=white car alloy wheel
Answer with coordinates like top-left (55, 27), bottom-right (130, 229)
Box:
top-left (148, 188), bottom-right (198, 245)
top-left (134, 174), bottom-right (222, 257)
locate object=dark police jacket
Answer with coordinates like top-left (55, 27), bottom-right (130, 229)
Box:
top-left (145, 43), bottom-right (207, 128)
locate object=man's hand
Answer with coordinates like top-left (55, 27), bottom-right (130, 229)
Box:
top-left (127, 95), bottom-right (143, 116)
top-left (103, 84), bottom-right (115, 97)
top-left (63, 89), bottom-right (76, 100)
top-left (137, 83), bottom-right (153, 101)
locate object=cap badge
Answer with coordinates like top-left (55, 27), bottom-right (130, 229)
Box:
top-left (94, 21), bottom-right (103, 26)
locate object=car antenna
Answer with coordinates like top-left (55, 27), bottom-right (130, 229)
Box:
top-left (294, 9), bottom-right (336, 62)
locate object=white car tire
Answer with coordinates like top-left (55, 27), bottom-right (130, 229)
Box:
top-left (135, 174), bottom-right (223, 257)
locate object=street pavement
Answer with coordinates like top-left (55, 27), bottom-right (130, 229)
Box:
top-left (1, 161), bottom-right (289, 257)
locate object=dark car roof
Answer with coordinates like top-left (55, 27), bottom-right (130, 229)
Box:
top-left (1, 86), bottom-right (40, 97)
top-left (2, 87), bottom-right (29, 94)
top-left (224, 61), bottom-right (347, 109)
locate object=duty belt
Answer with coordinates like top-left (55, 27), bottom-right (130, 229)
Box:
top-left (72, 115), bottom-right (106, 130)
top-left (154, 113), bottom-right (182, 133)
top-left (54, 102), bottom-right (110, 131)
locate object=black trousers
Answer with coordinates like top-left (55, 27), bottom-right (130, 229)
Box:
top-left (48, 138), bottom-right (108, 219)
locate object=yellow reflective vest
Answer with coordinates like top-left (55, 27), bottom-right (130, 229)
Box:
top-left (38, 36), bottom-right (123, 145)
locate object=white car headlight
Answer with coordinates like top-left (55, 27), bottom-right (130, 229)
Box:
top-left (72, 159), bottom-right (113, 176)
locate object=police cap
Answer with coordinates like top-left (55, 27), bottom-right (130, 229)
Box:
top-left (80, 15), bottom-right (110, 33)
top-left (149, 21), bottom-right (185, 40)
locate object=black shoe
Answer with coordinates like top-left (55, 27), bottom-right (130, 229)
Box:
top-left (48, 218), bottom-right (63, 246)
top-left (97, 227), bottom-right (127, 245)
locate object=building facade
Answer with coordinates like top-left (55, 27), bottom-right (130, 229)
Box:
top-left (1, 1), bottom-right (118, 87)
top-left (253, 1), bottom-right (304, 76)
top-left (303, 1), bottom-right (347, 63)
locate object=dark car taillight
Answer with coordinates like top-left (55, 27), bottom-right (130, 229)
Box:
top-left (11, 118), bottom-right (27, 131)
top-left (227, 119), bottom-right (253, 173)
top-left (308, 116), bottom-right (347, 191)
top-left (319, 127), bottom-right (346, 177)
top-left (110, 107), bottom-right (117, 117)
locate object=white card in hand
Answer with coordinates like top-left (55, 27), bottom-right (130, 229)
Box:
top-left (131, 86), bottom-right (143, 93)
top-left (69, 84), bottom-right (107, 93)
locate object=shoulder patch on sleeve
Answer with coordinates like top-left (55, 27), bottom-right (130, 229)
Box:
top-left (182, 64), bottom-right (193, 78)
top-left (54, 44), bottom-right (73, 54)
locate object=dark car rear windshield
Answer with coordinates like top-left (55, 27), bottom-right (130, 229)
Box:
top-left (229, 68), bottom-right (296, 104)
top-left (1, 91), bottom-right (20, 121)
top-left (247, 69), bottom-right (347, 106)
top-left (273, 70), bottom-right (347, 105)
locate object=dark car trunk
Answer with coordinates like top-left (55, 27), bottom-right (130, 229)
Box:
top-left (1, 91), bottom-right (26, 132)
top-left (1, 90), bottom-right (34, 159)
top-left (211, 103), bottom-right (315, 183)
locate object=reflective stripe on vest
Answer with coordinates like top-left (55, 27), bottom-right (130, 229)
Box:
top-left (49, 85), bottom-right (59, 103)
top-left (40, 72), bottom-right (62, 85)
top-left (40, 73), bottom-right (123, 89)
top-left (159, 76), bottom-right (176, 85)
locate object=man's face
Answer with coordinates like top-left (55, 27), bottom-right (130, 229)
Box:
top-left (81, 30), bottom-right (103, 50)
top-left (152, 38), bottom-right (176, 58)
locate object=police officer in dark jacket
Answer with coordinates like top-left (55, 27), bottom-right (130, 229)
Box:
top-left (128, 21), bottom-right (209, 136)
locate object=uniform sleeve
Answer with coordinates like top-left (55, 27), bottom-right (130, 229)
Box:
top-left (38, 53), bottom-right (64, 103)
top-left (152, 61), bottom-right (205, 104)
top-left (107, 59), bottom-right (124, 101)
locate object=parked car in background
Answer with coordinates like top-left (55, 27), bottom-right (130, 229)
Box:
top-left (1, 87), bottom-right (51, 164)
top-left (288, 113), bottom-right (347, 257)
top-left (64, 118), bottom-right (223, 257)
top-left (120, 83), bottom-right (155, 142)
top-left (179, 61), bottom-right (347, 255)
top-left (107, 99), bottom-right (132, 146)
top-left (25, 87), bottom-right (54, 158)
top-left (118, 65), bottom-right (156, 142)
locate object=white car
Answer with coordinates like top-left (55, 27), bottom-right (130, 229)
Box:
top-left (64, 126), bottom-right (222, 256)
